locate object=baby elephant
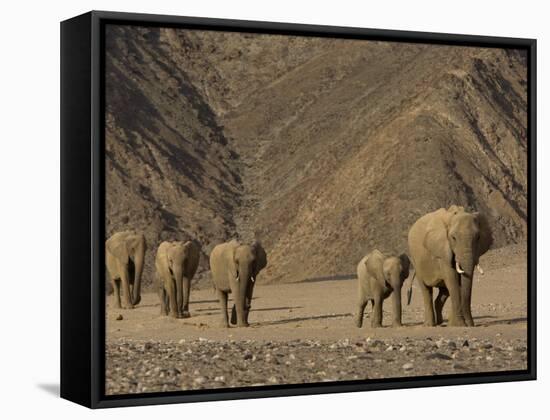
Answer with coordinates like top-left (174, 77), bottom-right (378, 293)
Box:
top-left (156, 240), bottom-right (200, 319)
top-left (354, 250), bottom-right (410, 328)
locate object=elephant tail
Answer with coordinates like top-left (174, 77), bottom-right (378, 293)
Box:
top-left (407, 271), bottom-right (416, 305)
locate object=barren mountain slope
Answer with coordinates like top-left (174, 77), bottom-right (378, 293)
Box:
top-left (105, 26), bottom-right (527, 286)
top-left (105, 25), bottom-right (244, 282)
top-left (221, 42), bottom-right (527, 282)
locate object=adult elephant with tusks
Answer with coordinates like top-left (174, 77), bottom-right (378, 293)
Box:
top-left (408, 205), bottom-right (492, 327)
top-left (210, 240), bottom-right (267, 328)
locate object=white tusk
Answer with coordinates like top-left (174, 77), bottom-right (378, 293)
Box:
top-left (251, 276), bottom-right (256, 283)
top-left (455, 261), bottom-right (465, 274)
top-left (476, 265), bottom-right (484, 275)
top-left (235, 275), bottom-right (240, 282)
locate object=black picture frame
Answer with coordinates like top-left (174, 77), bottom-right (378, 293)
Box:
top-left (60, 10), bottom-right (537, 409)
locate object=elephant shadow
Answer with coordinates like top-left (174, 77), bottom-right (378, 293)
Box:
top-left (251, 306), bottom-right (303, 312)
top-left (474, 316), bottom-right (527, 326)
top-left (193, 305), bottom-right (303, 316)
top-left (405, 315), bottom-right (526, 327)
top-left (301, 274), bottom-right (356, 283)
top-left (262, 312), bottom-right (353, 326)
top-left (190, 299), bottom-right (219, 305)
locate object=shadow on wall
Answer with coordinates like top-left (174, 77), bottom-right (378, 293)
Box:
top-left (36, 383), bottom-right (59, 397)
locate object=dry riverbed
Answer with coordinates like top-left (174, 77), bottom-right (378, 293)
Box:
top-left (106, 245), bottom-right (528, 395)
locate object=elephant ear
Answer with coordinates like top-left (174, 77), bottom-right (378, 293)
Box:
top-left (365, 250), bottom-right (385, 282)
top-left (423, 222), bottom-right (452, 261)
top-left (399, 253), bottom-right (411, 278)
top-left (474, 212), bottom-right (493, 256)
top-left (229, 244), bottom-right (239, 281)
top-left (253, 243), bottom-right (267, 274)
top-left (106, 239), bottom-right (129, 262)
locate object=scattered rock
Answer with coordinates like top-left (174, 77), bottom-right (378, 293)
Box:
top-left (402, 363), bottom-right (414, 370)
top-left (116, 314), bottom-right (123, 321)
top-left (105, 336), bottom-right (528, 395)
top-left (426, 353), bottom-right (453, 361)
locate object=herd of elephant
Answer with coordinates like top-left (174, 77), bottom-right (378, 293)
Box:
top-left (106, 205), bottom-right (492, 329)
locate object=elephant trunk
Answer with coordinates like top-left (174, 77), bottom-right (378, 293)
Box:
top-left (173, 264), bottom-right (184, 315)
top-left (132, 240), bottom-right (145, 306)
top-left (455, 250), bottom-right (475, 326)
top-left (454, 246), bottom-right (474, 278)
top-left (230, 264), bottom-right (252, 326)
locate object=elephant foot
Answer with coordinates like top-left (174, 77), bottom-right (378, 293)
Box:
top-left (371, 322), bottom-right (382, 328)
top-left (133, 296), bottom-right (141, 305)
top-left (392, 321), bottom-right (403, 328)
top-left (180, 311), bottom-right (191, 319)
top-left (122, 304), bottom-right (134, 310)
top-left (465, 317), bottom-right (475, 327)
top-left (449, 317), bottom-right (466, 327)
top-left (354, 318), bottom-right (363, 328)
top-left (236, 321), bottom-right (250, 328)
top-left (423, 320), bottom-right (436, 327)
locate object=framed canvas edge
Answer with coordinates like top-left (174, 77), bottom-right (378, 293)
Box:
top-left (61, 10), bottom-right (537, 409)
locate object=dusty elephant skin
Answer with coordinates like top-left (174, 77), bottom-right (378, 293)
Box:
top-left (106, 231), bottom-right (147, 309)
top-left (408, 205), bottom-right (493, 327)
top-left (355, 250), bottom-right (410, 328)
top-left (210, 240), bottom-right (267, 328)
top-left (156, 240), bottom-right (201, 319)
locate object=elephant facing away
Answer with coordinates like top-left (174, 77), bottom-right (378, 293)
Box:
top-left (210, 240), bottom-right (267, 328)
top-left (408, 205), bottom-right (492, 327)
top-left (106, 231), bottom-right (147, 309)
top-left (155, 240), bottom-right (201, 319)
top-left (354, 250), bottom-right (410, 328)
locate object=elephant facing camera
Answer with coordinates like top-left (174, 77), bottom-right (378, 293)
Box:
top-left (355, 250), bottom-right (411, 328)
top-left (210, 240), bottom-right (267, 328)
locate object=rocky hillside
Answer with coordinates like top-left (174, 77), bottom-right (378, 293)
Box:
top-left (105, 25), bottom-right (528, 286)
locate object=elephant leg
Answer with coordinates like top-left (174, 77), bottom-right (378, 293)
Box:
top-left (175, 275), bottom-right (184, 318)
top-left (128, 281), bottom-right (134, 306)
top-left (181, 276), bottom-right (191, 318)
top-left (354, 296), bottom-right (369, 328)
top-left (111, 279), bottom-right (122, 309)
top-left (167, 278), bottom-right (178, 318)
top-left (460, 275), bottom-right (475, 327)
top-left (434, 287), bottom-right (449, 325)
top-left (417, 280), bottom-right (435, 326)
top-left (371, 295), bottom-right (383, 328)
top-left (391, 287), bottom-right (403, 327)
top-left (119, 268), bottom-right (134, 309)
top-left (216, 289), bottom-right (229, 328)
top-left (158, 284), bottom-right (168, 316)
top-left (444, 271), bottom-right (466, 327)
top-left (164, 290), bottom-right (170, 315)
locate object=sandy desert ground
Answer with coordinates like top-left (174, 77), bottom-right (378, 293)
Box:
top-left (105, 244), bottom-right (528, 395)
